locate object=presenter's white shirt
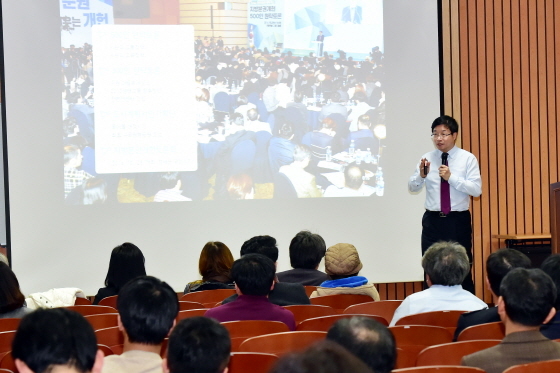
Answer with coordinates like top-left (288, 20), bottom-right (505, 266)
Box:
top-left (390, 285), bottom-right (487, 326)
top-left (408, 146), bottom-right (482, 211)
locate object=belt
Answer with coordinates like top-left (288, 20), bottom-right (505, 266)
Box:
top-left (425, 210), bottom-right (469, 218)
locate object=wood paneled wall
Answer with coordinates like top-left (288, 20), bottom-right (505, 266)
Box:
top-left (180, 0), bottom-right (249, 46)
top-left (441, 0), bottom-right (560, 302)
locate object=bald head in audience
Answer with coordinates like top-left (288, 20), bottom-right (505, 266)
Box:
top-left (327, 316), bottom-right (396, 373)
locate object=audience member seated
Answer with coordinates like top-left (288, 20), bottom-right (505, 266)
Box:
top-left (279, 145), bottom-right (322, 198)
top-left (205, 253), bottom-right (296, 330)
top-left (194, 88), bottom-right (214, 126)
top-left (64, 145), bottom-right (93, 198)
top-left (390, 241), bottom-right (487, 326)
top-left (164, 316), bottom-right (230, 373)
top-left (12, 308), bottom-right (103, 373)
top-left (323, 163), bottom-right (376, 197)
top-left (327, 316), bottom-right (396, 373)
top-left (285, 91), bottom-right (308, 124)
top-left (268, 121), bottom-right (296, 174)
top-left (454, 248), bottom-right (531, 340)
top-left (462, 268), bottom-right (560, 373)
top-left (93, 242), bottom-right (147, 304)
top-left (244, 108), bottom-right (271, 133)
top-left (263, 77), bottom-right (280, 113)
top-left (153, 172), bottom-right (192, 202)
top-left (301, 117), bottom-right (338, 161)
top-left (269, 340), bottom-right (373, 373)
top-left (234, 95), bottom-right (256, 123)
top-left (184, 241), bottom-right (235, 293)
top-left (222, 235), bottom-right (310, 306)
top-left (347, 114), bottom-right (376, 151)
top-left (319, 91), bottom-right (349, 122)
top-left (0, 262), bottom-right (33, 318)
top-left (277, 230), bottom-right (330, 286)
top-left (311, 243), bottom-right (379, 300)
top-left (347, 92), bottom-right (372, 132)
top-left (540, 254), bottom-right (560, 339)
top-left (226, 173), bottom-right (255, 200)
top-left (102, 276), bottom-right (178, 373)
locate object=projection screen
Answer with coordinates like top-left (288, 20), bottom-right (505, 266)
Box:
top-left (1, 0), bottom-right (441, 295)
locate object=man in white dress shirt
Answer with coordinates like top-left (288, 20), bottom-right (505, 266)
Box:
top-left (390, 241), bottom-right (487, 326)
top-left (408, 115), bottom-right (481, 293)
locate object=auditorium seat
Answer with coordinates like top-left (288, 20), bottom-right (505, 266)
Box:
top-left (502, 359), bottom-right (560, 373)
top-left (0, 319), bottom-right (19, 333)
top-left (74, 297), bottom-right (92, 305)
top-left (392, 366), bottom-right (486, 373)
top-left (98, 295), bottom-right (118, 309)
top-left (84, 313), bottom-right (119, 331)
top-left (229, 352), bottom-right (278, 373)
top-left (221, 320), bottom-right (290, 351)
top-left (310, 294), bottom-right (373, 313)
top-left (95, 326), bottom-right (124, 355)
top-left (65, 305), bottom-right (117, 316)
top-left (283, 305), bottom-right (337, 325)
top-left (296, 314), bottom-right (388, 331)
top-left (395, 310), bottom-right (467, 334)
top-left (390, 325), bottom-right (453, 368)
top-left (0, 331), bottom-right (16, 360)
top-left (178, 301), bottom-right (206, 311)
top-left (0, 352), bottom-right (16, 373)
top-left (238, 331), bottom-right (326, 355)
top-left (180, 289), bottom-right (236, 308)
top-left (416, 340), bottom-right (501, 366)
top-left (343, 300), bottom-right (402, 325)
top-left (456, 321), bottom-right (505, 342)
top-left (97, 344), bottom-right (115, 357)
top-left (176, 309), bottom-right (208, 321)
top-left (303, 286), bottom-right (317, 297)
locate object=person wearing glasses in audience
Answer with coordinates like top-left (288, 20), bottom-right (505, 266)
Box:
top-left (408, 115), bottom-right (482, 293)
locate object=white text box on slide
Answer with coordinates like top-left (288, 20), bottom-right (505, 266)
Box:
top-left (92, 25), bottom-right (196, 173)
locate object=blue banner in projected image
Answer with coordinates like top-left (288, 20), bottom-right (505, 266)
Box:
top-left (60, 0), bottom-right (114, 47)
top-left (247, 0), bottom-right (284, 51)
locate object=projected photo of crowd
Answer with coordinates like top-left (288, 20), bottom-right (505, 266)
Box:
top-left (61, 0), bottom-right (386, 204)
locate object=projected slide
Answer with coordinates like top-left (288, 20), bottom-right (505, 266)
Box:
top-left (61, 0), bottom-right (386, 204)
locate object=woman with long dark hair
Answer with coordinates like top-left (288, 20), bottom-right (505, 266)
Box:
top-left (184, 242), bottom-right (234, 293)
top-left (0, 262), bottom-right (32, 318)
top-left (93, 242), bottom-right (146, 304)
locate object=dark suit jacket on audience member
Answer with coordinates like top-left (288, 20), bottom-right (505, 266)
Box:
top-left (222, 282), bottom-right (310, 306)
top-left (540, 312), bottom-right (560, 340)
top-left (277, 268), bottom-right (330, 286)
top-left (454, 307), bottom-right (500, 341)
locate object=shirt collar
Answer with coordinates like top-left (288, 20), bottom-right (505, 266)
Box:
top-left (437, 145), bottom-right (458, 158)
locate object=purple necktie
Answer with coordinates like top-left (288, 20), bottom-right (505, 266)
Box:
top-left (441, 152), bottom-right (451, 214)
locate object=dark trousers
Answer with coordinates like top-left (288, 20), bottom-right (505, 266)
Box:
top-left (421, 210), bottom-right (475, 294)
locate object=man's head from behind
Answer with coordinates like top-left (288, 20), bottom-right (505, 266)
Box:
top-left (421, 241), bottom-right (470, 286)
top-left (486, 248), bottom-right (531, 297)
top-left (231, 253), bottom-right (276, 296)
top-left (289, 230), bottom-right (326, 270)
top-left (165, 317), bottom-right (230, 373)
top-left (240, 235), bottom-right (279, 262)
top-left (327, 316), bottom-right (396, 373)
top-left (12, 308), bottom-right (103, 373)
top-left (117, 276), bottom-right (179, 346)
top-left (541, 254), bottom-right (560, 310)
top-left (499, 268), bottom-right (556, 327)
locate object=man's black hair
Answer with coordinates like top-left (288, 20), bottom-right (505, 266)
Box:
top-left (167, 317), bottom-right (230, 373)
top-left (117, 276), bottom-right (179, 345)
top-left (289, 231), bottom-right (326, 269)
top-left (240, 235), bottom-right (279, 262)
top-left (431, 115), bottom-right (459, 133)
top-left (541, 254), bottom-right (560, 310)
top-left (500, 268), bottom-right (556, 326)
top-left (231, 253), bottom-right (276, 296)
top-left (12, 308), bottom-right (97, 373)
top-left (486, 248), bottom-right (531, 296)
top-left (327, 316), bottom-right (396, 373)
